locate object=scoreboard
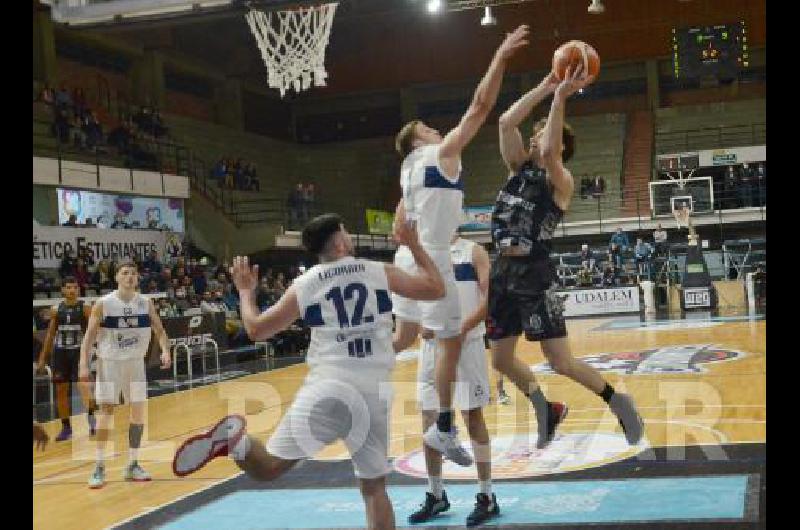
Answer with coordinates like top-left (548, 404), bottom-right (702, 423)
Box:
top-left (672, 21), bottom-right (749, 81)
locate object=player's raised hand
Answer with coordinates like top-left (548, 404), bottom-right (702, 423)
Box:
top-left (393, 219), bottom-right (420, 249)
top-left (555, 62), bottom-right (595, 100)
top-left (496, 25), bottom-right (530, 61)
top-left (230, 256), bottom-right (259, 293)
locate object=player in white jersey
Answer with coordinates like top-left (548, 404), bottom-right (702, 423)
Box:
top-left (391, 24), bottom-right (530, 466)
top-left (172, 214), bottom-right (444, 530)
top-left (409, 233), bottom-right (498, 527)
top-left (78, 260), bottom-right (172, 489)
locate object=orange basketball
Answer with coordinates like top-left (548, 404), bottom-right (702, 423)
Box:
top-left (552, 40), bottom-right (600, 81)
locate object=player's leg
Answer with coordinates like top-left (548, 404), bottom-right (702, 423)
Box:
top-left (541, 336), bottom-right (643, 444)
top-left (51, 350), bottom-right (73, 441)
top-left (70, 348), bottom-right (96, 435)
top-left (358, 476), bottom-right (396, 530)
top-left (422, 277), bottom-right (472, 465)
top-left (232, 435), bottom-right (299, 480)
top-left (462, 407), bottom-right (499, 527)
top-left (123, 358), bottom-right (151, 481)
top-left (89, 357), bottom-right (117, 488)
top-left (487, 260), bottom-right (567, 449)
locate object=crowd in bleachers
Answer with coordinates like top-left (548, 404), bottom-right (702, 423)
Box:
top-left (209, 157), bottom-right (260, 191)
top-left (37, 83), bottom-right (173, 171)
top-left (579, 175), bottom-right (607, 199)
top-left (34, 244), bottom-right (307, 351)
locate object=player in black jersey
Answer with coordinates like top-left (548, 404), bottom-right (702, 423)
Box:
top-left (36, 277), bottom-right (97, 441)
top-left (489, 63), bottom-right (643, 449)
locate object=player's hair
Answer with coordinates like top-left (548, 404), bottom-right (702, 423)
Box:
top-left (116, 259), bottom-right (138, 273)
top-left (62, 276), bottom-right (78, 286)
top-left (395, 120), bottom-right (421, 158)
top-left (533, 118), bottom-right (575, 163)
top-left (302, 213), bottom-right (343, 256)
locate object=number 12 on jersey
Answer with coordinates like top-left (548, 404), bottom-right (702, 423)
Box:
top-left (325, 282), bottom-right (374, 358)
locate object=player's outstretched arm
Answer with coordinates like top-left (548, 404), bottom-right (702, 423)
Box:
top-left (439, 25), bottom-right (529, 164)
top-left (385, 221), bottom-right (445, 301)
top-left (78, 302), bottom-right (103, 381)
top-left (498, 72), bottom-right (559, 172)
top-left (230, 256), bottom-right (301, 341)
top-left (540, 64), bottom-right (593, 200)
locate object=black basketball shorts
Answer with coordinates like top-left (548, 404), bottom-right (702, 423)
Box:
top-left (52, 348), bottom-right (80, 383)
top-left (486, 256), bottom-right (568, 342)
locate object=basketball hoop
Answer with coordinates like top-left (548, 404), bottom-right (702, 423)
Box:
top-left (245, 2), bottom-right (338, 98)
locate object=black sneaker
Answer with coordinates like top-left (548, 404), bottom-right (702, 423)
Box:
top-left (407, 491), bottom-right (450, 524)
top-left (536, 401), bottom-right (569, 449)
top-left (466, 493), bottom-right (500, 527)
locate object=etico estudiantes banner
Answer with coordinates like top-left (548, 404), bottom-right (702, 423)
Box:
top-left (33, 225), bottom-right (182, 268)
top-left (559, 286), bottom-right (640, 317)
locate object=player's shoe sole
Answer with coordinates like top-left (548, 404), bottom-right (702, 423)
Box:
top-left (172, 415), bottom-right (246, 477)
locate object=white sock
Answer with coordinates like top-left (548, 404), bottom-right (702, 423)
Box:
top-left (428, 475), bottom-right (444, 499)
top-left (96, 447), bottom-right (105, 466)
top-left (230, 435), bottom-right (251, 461)
top-left (479, 480), bottom-right (492, 496)
top-left (128, 448), bottom-right (138, 464)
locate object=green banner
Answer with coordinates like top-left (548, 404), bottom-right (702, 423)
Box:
top-left (366, 209), bottom-right (394, 235)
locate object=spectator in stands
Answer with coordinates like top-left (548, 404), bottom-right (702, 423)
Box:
top-left (84, 111), bottom-right (103, 149)
top-left (192, 261), bottom-right (207, 296)
top-left (94, 259), bottom-right (112, 290)
top-left (274, 272), bottom-right (287, 296)
top-left (287, 183), bottom-right (304, 229)
top-left (180, 276), bottom-right (195, 297)
top-left (222, 282), bottom-right (239, 312)
top-left (303, 183), bottom-right (316, 223)
top-left (158, 298), bottom-right (178, 318)
top-left (602, 263), bottom-right (617, 287)
top-left (200, 290), bottom-right (225, 314)
top-left (52, 107), bottom-right (71, 143)
top-left (634, 237), bottom-right (654, 279)
top-left (173, 287), bottom-right (190, 314)
top-left (72, 88), bottom-right (87, 118)
top-left (739, 163), bottom-right (754, 208)
top-left (107, 121), bottom-right (132, 153)
top-left (756, 162), bottom-right (766, 207)
top-left (62, 214), bottom-right (78, 227)
top-left (725, 165), bottom-right (739, 209)
top-left (211, 158), bottom-right (227, 185)
top-left (247, 163), bottom-right (260, 191)
top-left (73, 258), bottom-right (90, 294)
top-left (224, 158), bottom-right (235, 189)
top-left (653, 223), bottom-right (668, 257)
top-left (580, 244), bottom-right (595, 271)
top-left (55, 85), bottom-right (71, 110)
top-left (234, 158), bottom-right (246, 190)
top-left (142, 250), bottom-right (162, 274)
top-left (609, 227), bottom-right (629, 267)
top-left (577, 264), bottom-right (593, 287)
top-left (580, 175), bottom-right (590, 199)
top-left (71, 115), bottom-right (87, 149)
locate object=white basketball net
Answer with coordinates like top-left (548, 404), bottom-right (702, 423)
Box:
top-left (245, 3), bottom-right (338, 98)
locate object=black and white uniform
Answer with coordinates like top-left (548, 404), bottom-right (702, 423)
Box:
top-left (418, 238), bottom-right (490, 411)
top-left (267, 257), bottom-right (395, 479)
top-left (487, 160), bottom-right (568, 341)
top-left (94, 291), bottom-right (152, 405)
top-left (52, 301), bottom-right (86, 383)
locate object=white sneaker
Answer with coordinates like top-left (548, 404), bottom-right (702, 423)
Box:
top-left (172, 415), bottom-right (247, 477)
top-left (123, 462), bottom-right (151, 482)
top-left (422, 423), bottom-right (473, 467)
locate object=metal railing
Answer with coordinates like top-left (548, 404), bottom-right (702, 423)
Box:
top-left (656, 123), bottom-right (766, 155)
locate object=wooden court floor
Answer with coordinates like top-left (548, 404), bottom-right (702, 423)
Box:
top-left (33, 315), bottom-right (766, 530)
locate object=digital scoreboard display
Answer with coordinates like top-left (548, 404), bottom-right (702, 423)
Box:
top-left (672, 21), bottom-right (749, 81)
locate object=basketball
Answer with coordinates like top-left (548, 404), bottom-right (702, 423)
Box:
top-left (552, 40), bottom-right (600, 81)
